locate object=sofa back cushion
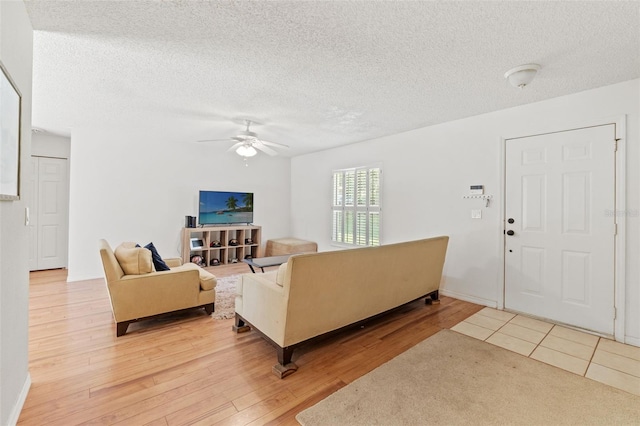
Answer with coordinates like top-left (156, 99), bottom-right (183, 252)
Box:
top-left (114, 242), bottom-right (154, 275)
top-left (283, 236), bottom-right (449, 346)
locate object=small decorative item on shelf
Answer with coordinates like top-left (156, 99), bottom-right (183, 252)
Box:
top-left (229, 239), bottom-right (239, 246)
top-left (210, 240), bottom-right (221, 248)
top-left (230, 257), bottom-right (238, 263)
top-left (244, 254), bottom-right (252, 259)
top-left (245, 238), bottom-right (254, 245)
top-left (210, 258), bottom-right (220, 266)
top-left (190, 254), bottom-right (206, 267)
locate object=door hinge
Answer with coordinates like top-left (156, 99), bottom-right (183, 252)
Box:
top-left (614, 138), bottom-right (620, 151)
top-left (613, 307), bottom-right (617, 320)
top-left (614, 223), bottom-right (618, 235)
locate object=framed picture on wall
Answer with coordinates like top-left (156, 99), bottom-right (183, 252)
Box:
top-left (0, 61), bottom-right (21, 201)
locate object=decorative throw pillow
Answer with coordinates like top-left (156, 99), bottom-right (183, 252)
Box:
top-left (114, 243), bottom-right (154, 275)
top-left (144, 242), bottom-right (170, 271)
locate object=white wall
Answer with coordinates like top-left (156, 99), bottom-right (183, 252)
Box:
top-left (32, 131), bottom-right (70, 158)
top-left (291, 79), bottom-right (640, 345)
top-left (0, 1), bottom-right (33, 424)
top-left (67, 126), bottom-right (291, 281)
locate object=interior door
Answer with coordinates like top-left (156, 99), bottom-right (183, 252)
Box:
top-left (29, 156), bottom-right (69, 270)
top-left (504, 125), bottom-right (616, 335)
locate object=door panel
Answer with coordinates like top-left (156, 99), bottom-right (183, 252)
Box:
top-left (505, 125), bottom-right (615, 335)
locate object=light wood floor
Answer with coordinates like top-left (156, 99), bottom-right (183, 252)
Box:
top-left (19, 265), bottom-right (483, 425)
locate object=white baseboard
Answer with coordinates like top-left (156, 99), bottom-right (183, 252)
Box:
top-left (440, 289), bottom-right (497, 309)
top-left (66, 273), bottom-right (102, 283)
top-left (7, 373), bottom-right (31, 426)
top-left (623, 335), bottom-right (640, 348)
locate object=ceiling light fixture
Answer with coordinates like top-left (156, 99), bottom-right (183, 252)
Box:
top-left (236, 144), bottom-right (257, 157)
top-left (504, 64), bottom-right (541, 89)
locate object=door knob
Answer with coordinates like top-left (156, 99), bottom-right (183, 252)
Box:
top-left (506, 230), bottom-right (515, 236)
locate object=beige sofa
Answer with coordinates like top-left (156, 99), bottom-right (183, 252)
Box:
top-left (99, 239), bottom-right (216, 336)
top-left (234, 236), bottom-right (449, 377)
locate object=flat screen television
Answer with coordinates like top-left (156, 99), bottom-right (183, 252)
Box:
top-left (198, 190), bottom-right (254, 225)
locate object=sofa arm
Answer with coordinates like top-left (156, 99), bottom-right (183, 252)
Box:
top-left (237, 273), bottom-right (288, 346)
top-left (164, 257), bottom-right (183, 268)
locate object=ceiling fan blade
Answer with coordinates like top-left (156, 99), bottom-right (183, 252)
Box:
top-left (196, 138), bottom-right (232, 143)
top-left (253, 143), bottom-right (278, 156)
top-left (226, 142), bottom-right (244, 152)
top-left (259, 139), bottom-right (289, 149)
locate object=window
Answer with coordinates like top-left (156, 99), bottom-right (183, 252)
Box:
top-left (332, 165), bottom-right (381, 246)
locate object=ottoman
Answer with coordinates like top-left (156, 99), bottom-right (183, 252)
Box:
top-left (265, 238), bottom-right (318, 257)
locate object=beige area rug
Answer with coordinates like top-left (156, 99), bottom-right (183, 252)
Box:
top-left (211, 275), bottom-right (238, 320)
top-left (296, 330), bottom-right (640, 426)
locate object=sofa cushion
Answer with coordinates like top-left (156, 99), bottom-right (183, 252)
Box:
top-left (144, 242), bottom-right (170, 271)
top-left (275, 262), bottom-right (288, 287)
top-left (114, 243), bottom-right (154, 275)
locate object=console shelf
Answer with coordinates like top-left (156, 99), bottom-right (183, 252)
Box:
top-left (181, 225), bottom-right (261, 266)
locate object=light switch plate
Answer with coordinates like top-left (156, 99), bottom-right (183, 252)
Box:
top-left (471, 209), bottom-right (482, 219)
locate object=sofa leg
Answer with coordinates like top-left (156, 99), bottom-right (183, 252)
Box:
top-left (273, 346), bottom-right (298, 379)
top-left (232, 313), bottom-right (251, 333)
top-left (204, 303), bottom-right (214, 315)
top-left (116, 321), bottom-right (130, 337)
top-left (425, 290), bottom-right (440, 305)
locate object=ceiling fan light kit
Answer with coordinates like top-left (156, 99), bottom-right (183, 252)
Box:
top-left (236, 144), bottom-right (257, 157)
top-left (197, 118), bottom-right (289, 161)
top-left (504, 64), bottom-right (541, 89)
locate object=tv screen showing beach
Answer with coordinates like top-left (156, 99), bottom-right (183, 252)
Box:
top-left (199, 191), bottom-right (254, 225)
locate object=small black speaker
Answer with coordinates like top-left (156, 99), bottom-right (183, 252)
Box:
top-left (185, 215), bottom-right (196, 228)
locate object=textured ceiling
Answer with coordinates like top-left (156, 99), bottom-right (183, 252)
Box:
top-left (24, 1), bottom-right (640, 157)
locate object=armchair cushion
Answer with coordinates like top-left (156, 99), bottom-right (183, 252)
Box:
top-left (144, 242), bottom-right (171, 271)
top-left (276, 262), bottom-right (288, 287)
top-left (114, 243), bottom-right (154, 275)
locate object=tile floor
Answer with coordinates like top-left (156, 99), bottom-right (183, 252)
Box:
top-left (451, 307), bottom-right (640, 396)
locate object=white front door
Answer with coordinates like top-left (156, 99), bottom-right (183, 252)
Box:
top-left (28, 156), bottom-right (69, 271)
top-left (504, 125), bottom-right (616, 335)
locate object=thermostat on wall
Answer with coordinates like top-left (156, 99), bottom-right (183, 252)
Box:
top-left (470, 185), bottom-right (484, 195)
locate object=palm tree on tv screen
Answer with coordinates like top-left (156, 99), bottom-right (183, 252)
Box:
top-left (243, 193), bottom-right (253, 209)
top-left (226, 196), bottom-right (238, 211)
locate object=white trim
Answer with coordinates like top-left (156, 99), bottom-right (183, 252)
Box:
top-left (613, 116), bottom-right (627, 344)
top-left (440, 289), bottom-right (497, 308)
top-left (499, 115), bottom-right (627, 343)
top-left (7, 373), bottom-right (31, 426)
top-left (66, 273), bottom-right (101, 282)
top-left (624, 336), bottom-right (640, 348)
top-left (497, 135), bottom-right (507, 311)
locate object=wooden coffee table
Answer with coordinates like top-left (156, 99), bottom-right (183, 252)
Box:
top-left (243, 254), bottom-right (291, 273)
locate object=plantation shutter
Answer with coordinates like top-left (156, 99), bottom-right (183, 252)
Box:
top-left (332, 165), bottom-right (382, 247)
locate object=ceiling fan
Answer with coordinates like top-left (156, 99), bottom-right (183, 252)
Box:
top-left (198, 119), bottom-right (289, 158)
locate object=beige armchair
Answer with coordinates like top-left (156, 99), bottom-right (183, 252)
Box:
top-left (99, 239), bottom-right (216, 336)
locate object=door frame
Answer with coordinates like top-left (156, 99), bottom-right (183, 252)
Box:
top-left (498, 115), bottom-right (627, 342)
top-left (29, 154), bottom-right (70, 271)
